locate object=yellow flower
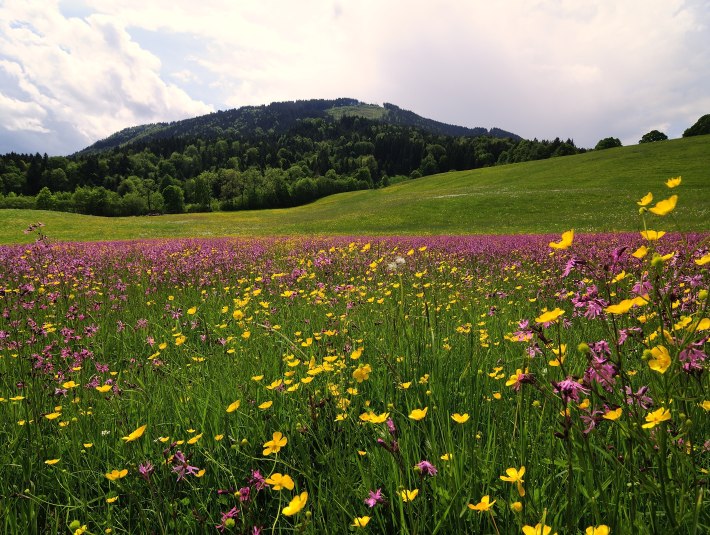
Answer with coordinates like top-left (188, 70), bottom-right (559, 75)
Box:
top-left (640, 230), bottom-right (665, 241)
top-left (602, 408), bottom-right (623, 421)
top-left (440, 453), bottom-right (452, 461)
top-left (695, 253), bottom-right (710, 266)
top-left (523, 523), bottom-right (557, 535)
top-left (62, 380), bottom-right (79, 389)
top-left (701, 400), bottom-right (710, 411)
top-left (352, 516), bottom-right (371, 528)
top-left (631, 245), bottom-right (648, 259)
top-left (535, 308), bottom-right (564, 324)
top-left (637, 192), bottom-right (653, 206)
top-left (214, 434), bottom-right (224, 441)
top-left (511, 501), bottom-right (523, 513)
top-left (282, 491), bottom-right (308, 516)
top-left (468, 495), bottom-right (496, 512)
top-left (408, 407), bottom-right (428, 421)
top-left (352, 363), bottom-right (372, 383)
top-left (187, 433), bottom-right (203, 445)
top-left (263, 431), bottom-right (287, 455)
top-left (400, 489), bottom-right (419, 502)
top-left (585, 526), bottom-right (610, 535)
top-left (642, 407), bottom-right (671, 429)
top-left (500, 466), bottom-right (525, 496)
top-left (264, 472), bottom-right (294, 490)
top-left (106, 496), bottom-right (119, 504)
top-left (665, 176), bottom-right (681, 188)
top-left (105, 469), bottom-right (128, 481)
top-left (122, 424), bottom-right (147, 442)
top-left (174, 335), bottom-right (186, 346)
top-left (549, 229), bottom-right (574, 250)
top-left (648, 346), bottom-right (671, 374)
top-left (451, 413), bottom-right (470, 423)
top-left (83, 443), bottom-right (93, 448)
top-left (258, 400), bottom-right (273, 410)
top-left (605, 295), bottom-right (648, 315)
top-left (649, 195), bottom-right (678, 216)
top-left (45, 458), bottom-right (60, 465)
top-left (95, 384), bottom-right (112, 393)
top-left (226, 400), bottom-right (241, 413)
top-left (187, 306), bottom-right (197, 315)
top-left (45, 412), bottom-right (61, 420)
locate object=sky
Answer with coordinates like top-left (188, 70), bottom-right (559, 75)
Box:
top-left (1, 0), bottom-right (709, 155)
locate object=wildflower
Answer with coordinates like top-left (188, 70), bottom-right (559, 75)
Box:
top-left (640, 230), bottom-right (665, 241)
top-left (352, 363), bottom-right (372, 383)
top-left (549, 229), bottom-right (574, 250)
top-left (96, 384), bottom-right (112, 393)
top-left (523, 523), bottom-right (557, 535)
top-left (262, 431), bottom-right (287, 455)
top-left (468, 495), bottom-right (496, 512)
top-left (535, 308), bottom-right (564, 324)
top-left (665, 176), bottom-right (681, 188)
top-left (642, 407), bottom-right (671, 429)
top-left (408, 407), bottom-right (428, 421)
top-left (105, 469), bottom-right (128, 481)
top-left (505, 369), bottom-right (533, 391)
top-left (552, 377), bottom-right (589, 404)
top-left (414, 460), bottom-right (437, 476)
top-left (122, 424), bottom-right (147, 442)
top-left (45, 412), bottom-right (61, 420)
top-left (500, 466), bottom-right (525, 496)
top-left (226, 400), bottom-right (240, 413)
top-left (585, 526), bottom-right (610, 535)
top-left (364, 488), bottom-right (385, 508)
top-left (648, 346), bottom-right (671, 374)
top-left (45, 458), bottom-right (60, 465)
top-left (138, 461), bottom-right (154, 481)
top-left (172, 451), bottom-right (200, 481)
top-left (282, 491), bottom-right (308, 516)
top-left (264, 473), bottom-right (294, 490)
top-left (352, 516), bottom-right (371, 528)
top-left (632, 245), bottom-right (648, 259)
top-left (649, 195), bottom-right (678, 216)
top-left (637, 192), bottom-right (653, 206)
top-left (600, 405), bottom-right (624, 421)
top-left (258, 400), bottom-right (273, 409)
top-left (400, 489), bottom-right (419, 502)
top-left (451, 412), bottom-right (470, 423)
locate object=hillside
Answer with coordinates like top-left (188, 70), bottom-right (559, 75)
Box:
top-left (2, 135), bottom-right (707, 244)
top-left (78, 99), bottom-right (520, 155)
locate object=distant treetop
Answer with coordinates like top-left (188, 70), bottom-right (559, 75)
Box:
top-left (683, 114), bottom-right (710, 137)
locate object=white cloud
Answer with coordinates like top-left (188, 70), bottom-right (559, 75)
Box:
top-left (0, 0), bottom-right (212, 153)
top-left (1, 0), bottom-right (708, 153)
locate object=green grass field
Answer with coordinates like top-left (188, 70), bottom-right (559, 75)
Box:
top-left (1, 135), bottom-right (708, 244)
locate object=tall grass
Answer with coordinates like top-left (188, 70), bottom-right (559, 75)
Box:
top-left (0, 180), bottom-right (708, 534)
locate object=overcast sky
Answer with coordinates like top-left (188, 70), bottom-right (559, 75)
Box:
top-left (1, 0), bottom-right (709, 155)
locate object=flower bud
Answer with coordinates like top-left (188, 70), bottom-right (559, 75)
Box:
top-left (511, 501), bottom-right (523, 513)
top-left (651, 255), bottom-right (664, 268)
top-left (642, 349), bottom-right (653, 361)
top-left (699, 289), bottom-right (708, 301)
top-left (69, 520), bottom-right (81, 531)
top-left (224, 519), bottom-right (236, 529)
top-left (577, 342), bottom-right (590, 354)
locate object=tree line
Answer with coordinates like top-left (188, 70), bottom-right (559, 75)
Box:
top-left (0, 115), bottom-right (586, 216)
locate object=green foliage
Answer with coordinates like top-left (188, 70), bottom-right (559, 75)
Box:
top-left (683, 114), bottom-right (710, 137)
top-left (639, 130), bottom-right (668, 143)
top-left (595, 137), bottom-right (622, 150)
top-left (162, 184), bottom-right (185, 214)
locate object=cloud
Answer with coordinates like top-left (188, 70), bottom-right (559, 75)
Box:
top-left (0, 0), bottom-right (212, 154)
top-left (1, 0), bottom-right (708, 154)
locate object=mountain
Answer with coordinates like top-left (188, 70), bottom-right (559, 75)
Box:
top-left (77, 98), bottom-right (520, 155)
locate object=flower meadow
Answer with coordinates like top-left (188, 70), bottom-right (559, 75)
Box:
top-left (1, 180), bottom-right (708, 534)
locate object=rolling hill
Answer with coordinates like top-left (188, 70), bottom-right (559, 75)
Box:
top-left (77, 98), bottom-right (520, 155)
top-left (2, 135), bottom-right (708, 244)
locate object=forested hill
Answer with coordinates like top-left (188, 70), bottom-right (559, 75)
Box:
top-left (0, 98), bottom-right (586, 217)
top-left (78, 98), bottom-right (520, 155)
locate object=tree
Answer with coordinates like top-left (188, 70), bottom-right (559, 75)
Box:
top-left (594, 137), bottom-right (622, 150)
top-left (639, 130), bottom-right (668, 143)
top-left (162, 185), bottom-right (185, 214)
top-left (683, 114), bottom-right (710, 137)
top-left (35, 187), bottom-right (55, 210)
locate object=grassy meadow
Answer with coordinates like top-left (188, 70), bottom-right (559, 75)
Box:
top-left (1, 135), bottom-right (709, 244)
top-left (0, 140), bottom-right (708, 534)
